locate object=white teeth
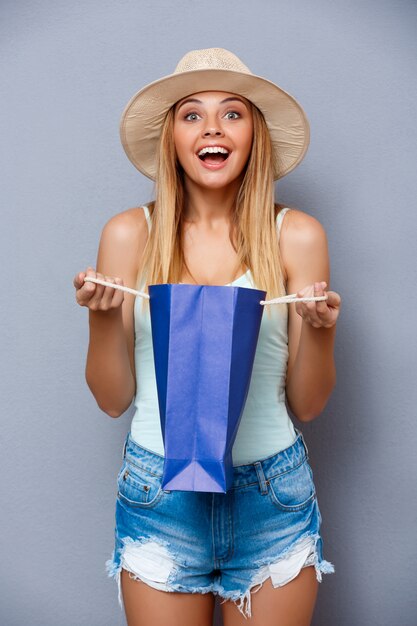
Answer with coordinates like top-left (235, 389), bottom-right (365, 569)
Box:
top-left (197, 146), bottom-right (229, 156)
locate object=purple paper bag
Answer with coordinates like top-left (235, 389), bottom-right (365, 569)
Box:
top-left (148, 283), bottom-right (266, 493)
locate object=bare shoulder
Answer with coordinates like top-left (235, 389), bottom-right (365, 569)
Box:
top-left (278, 207), bottom-right (329, 281)
top-left (96, 205), bottom-right (150, 284)
top-left (101, 206), bottom-right (149, 253)
top-left (280, 206), bottom-right (327, 241)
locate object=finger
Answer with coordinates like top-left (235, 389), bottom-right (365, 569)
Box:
top-left (83, 266), bottom-right (98, 292)
top-left (326, 290), bottom-right (342, 309)
top-left (76, 267), bottom-right (97, 305)
top-left (99, 275), bottom-right (118, 309)
top-left (314, 282), bottom-right (329, 316)
top-left (105, 275), bottom-right (124, 309)
top-left (75, 266), bottom-right (93, 290)
top-left (295, 302), bottom-right (303, 317)
top-left (74, 271), bottom-right (85, 290)
top-left (296, 300), bottom-right (312, 322)
top-left (300, 283), bottom-right (324, 326)
top-left (295, 283), bottom-right (321, 319)
top-left (297, 284), bottom-right (314, 298)
top-left (111, 277), bottom-right (125, 308)
top-left (295, 291), bottom-right (307, 317)
top-left (88, 271), bottom-right (107, 308)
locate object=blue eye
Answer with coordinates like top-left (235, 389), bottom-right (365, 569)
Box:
top-left (184, 112), bottom-right (200, 121)
top-left (225, 111), bottom-right (240, 119)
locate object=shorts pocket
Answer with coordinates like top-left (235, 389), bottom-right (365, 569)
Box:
top-left (267, 458), bottom-right (316, 512)
top-left (117, 456), bottom-right (164, 509)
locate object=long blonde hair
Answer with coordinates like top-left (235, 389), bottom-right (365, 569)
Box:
top-left (137, 100), bottom-right (288, 316)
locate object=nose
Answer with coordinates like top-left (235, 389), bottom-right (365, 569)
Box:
top-left (202, 113), bottom-right (224, 137)
top-left (203, 127), bottom-right (223, 137)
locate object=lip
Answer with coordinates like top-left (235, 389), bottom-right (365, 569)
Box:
top-left (196, 152), bottom-right (231, 170)
top-left (195, 145), bottom-right (232, 171)
top-left (195, 143), bottom-right (231, 153)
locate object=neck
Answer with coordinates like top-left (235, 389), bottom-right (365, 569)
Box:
top-left (182, 176), bottom-right (243, 225)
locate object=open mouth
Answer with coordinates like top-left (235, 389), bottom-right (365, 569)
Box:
top-left (196, 147), bottom-right (231, 166)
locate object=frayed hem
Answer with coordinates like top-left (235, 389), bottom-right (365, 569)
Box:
top-left (313, 557), bottom-right (336, 581)
top-left (105, 555), bottom-right (124, 611)
top-left (217, 585), bottom-right (264, 621)
top-left (310, 534), bottom-right (335, 583)
top-left (105, 534), bottom-right (220, 609)
top-left (169, 582), bottom-right (215, 596)
top-left (215, 533), bottom-right (335, 620)
top-left (105, 535), bottom-right (175, 611)
top-left (253, 532), bottom-right (335, 585)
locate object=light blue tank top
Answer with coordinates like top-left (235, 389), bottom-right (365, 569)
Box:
top-left (130, 205), bottom-right (297, 465)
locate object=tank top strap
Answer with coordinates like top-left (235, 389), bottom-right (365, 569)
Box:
top-left (141, 203), bottom-right (152, 233)
top-left (276, 207), bottom-right (291, 237)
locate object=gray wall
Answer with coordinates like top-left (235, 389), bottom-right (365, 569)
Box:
top-left (2, 1), bottom-right (416, 624)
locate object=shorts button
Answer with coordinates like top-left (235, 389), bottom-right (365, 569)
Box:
top-left (144, 485), bottom-right (150, 492)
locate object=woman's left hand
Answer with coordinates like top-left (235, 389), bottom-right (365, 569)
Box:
top-left (295, 282), bottom-right (341, 328)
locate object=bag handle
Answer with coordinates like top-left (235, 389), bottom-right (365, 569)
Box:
top-left (83, 277), bottom-right (327, 305)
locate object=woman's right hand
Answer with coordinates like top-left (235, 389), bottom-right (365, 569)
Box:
top-left (73, 266), bottom-right (125, 311)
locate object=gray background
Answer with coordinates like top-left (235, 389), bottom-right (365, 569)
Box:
top-left (2, 1), bottom-right (416, 624)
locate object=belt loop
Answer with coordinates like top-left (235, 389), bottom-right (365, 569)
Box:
top-left (299, 430), bottom-right (309, 458)
top-left (254, 461), bottom-right (268, 495)
top-left (122, 433), bottom-right (128, 459)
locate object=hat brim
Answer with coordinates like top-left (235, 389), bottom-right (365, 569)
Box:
top-left (120, 68), bottom-right (310, 181)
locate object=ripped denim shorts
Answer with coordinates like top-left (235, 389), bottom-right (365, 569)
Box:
top-left (105, 427), bottom-right (335, 620)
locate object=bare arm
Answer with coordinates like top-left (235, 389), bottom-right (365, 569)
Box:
top-left (280, 209), bottom-right (338, 422)
top-left (81, 208), bottom-right (148, 417)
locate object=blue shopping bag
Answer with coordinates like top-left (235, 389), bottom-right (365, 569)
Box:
top-left (148, 283), bottom-right (266, 494)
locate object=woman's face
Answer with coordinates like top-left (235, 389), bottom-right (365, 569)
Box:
top-left (173, 91), bottom-right (254, 189)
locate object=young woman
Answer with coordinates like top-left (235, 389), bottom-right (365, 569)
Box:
top-left (73, 48), bottom-right (341, 626)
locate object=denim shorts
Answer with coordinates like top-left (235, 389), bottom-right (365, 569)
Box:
top-left (105, 427), bottom-right (335, 620)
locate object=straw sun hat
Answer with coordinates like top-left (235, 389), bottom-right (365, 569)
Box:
top-left (119, 47), bottom-right (310, 181)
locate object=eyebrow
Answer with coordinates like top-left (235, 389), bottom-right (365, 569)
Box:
top-left (176, 96), bottom-right (249, 112)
